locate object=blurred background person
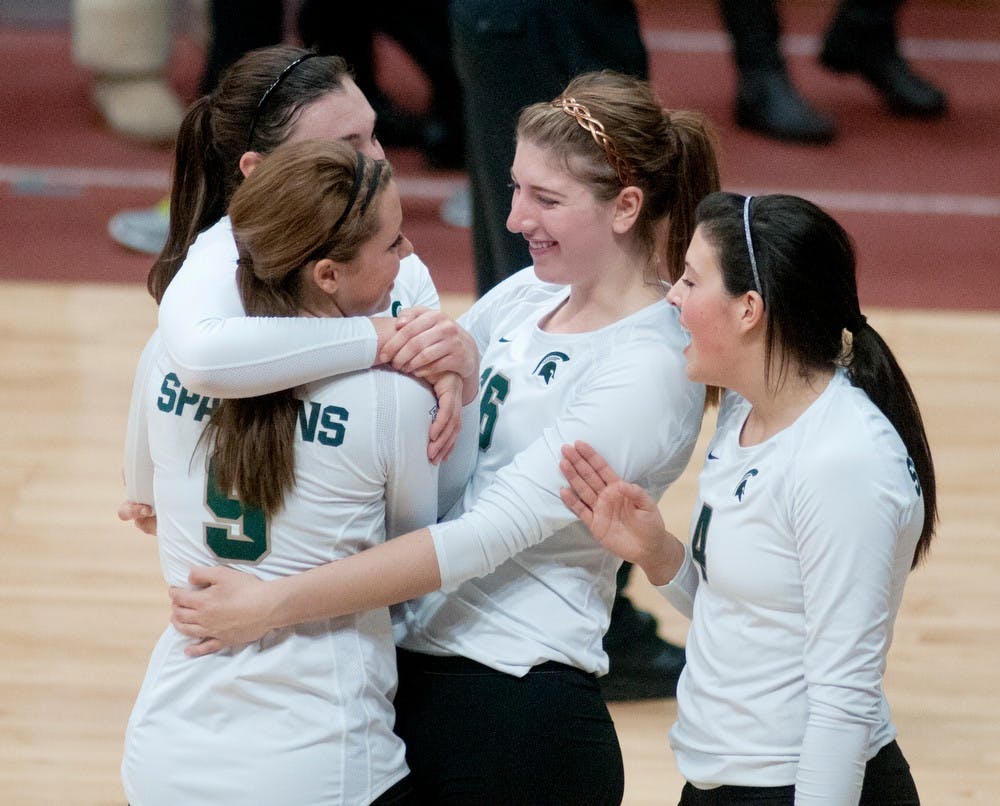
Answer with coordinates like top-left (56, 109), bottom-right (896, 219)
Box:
top-left (719, 0), bottom-right (947, 144)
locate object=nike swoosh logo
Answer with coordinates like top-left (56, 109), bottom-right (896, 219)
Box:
top-left (708, 451), bottom-right (720, 460)
top-left (499, 337), bottom-right (511, 343)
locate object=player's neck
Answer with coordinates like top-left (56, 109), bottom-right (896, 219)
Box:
top-left (739, 366), bottom-right (834, 446)
top-left (545, 259), bottom-right (665, 334)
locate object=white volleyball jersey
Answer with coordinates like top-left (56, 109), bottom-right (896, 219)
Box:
top-left (121, 331), bottom-right (440, 806)
top-left (660, 369), bottom-right (924, 802)
top-left (158, 216), bottom-right (439, 398)
top-left (396, 268), bottom-right (706, 676)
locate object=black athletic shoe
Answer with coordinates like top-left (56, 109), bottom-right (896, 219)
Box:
top-left (600, 611), bottom-right (686, 702)
top-left (820, 14), bottom-right (947, 118)
top-left (735, 68), bottom-right (836, 144)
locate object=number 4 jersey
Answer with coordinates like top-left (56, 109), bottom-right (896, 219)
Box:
top-left (661, 370), bottom-right (924, 796)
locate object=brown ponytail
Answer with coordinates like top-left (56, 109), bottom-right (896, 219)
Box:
top-left (148, 96), bottom-right (232, 302)
top-left (659, 109), bottom-right (721, 283)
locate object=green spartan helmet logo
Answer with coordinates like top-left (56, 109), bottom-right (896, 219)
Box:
top-left (735, 468), bottom-right (759, 501)
top-left (532, 351), bottom-right (570, 385)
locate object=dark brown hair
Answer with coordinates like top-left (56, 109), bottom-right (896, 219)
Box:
top-left (697, 191), bottom-right (937, 567)
top-left (147, 46), bottom-right (352, 303)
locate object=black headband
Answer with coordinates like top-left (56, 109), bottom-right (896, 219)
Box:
top-left (329, 152), bottom-right (386, 236)
top-left (246, 52), bottom-right (321, 151)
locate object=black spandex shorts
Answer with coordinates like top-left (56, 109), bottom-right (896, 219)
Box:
top-left (677, 739), bottom-right (919, 805)
top-left (393, 648), bottom-right (624, 805)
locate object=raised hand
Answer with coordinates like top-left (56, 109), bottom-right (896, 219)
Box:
top-left (559, 440), bottom-right (683, 586)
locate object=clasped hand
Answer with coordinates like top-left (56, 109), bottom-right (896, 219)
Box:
top-left (375, 306), bottom-right (479, 463)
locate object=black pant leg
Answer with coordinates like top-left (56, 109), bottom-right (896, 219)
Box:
top-left (858, 740), bottom-right (920, 805)
top-left (201, 0), bottom-right (284, 94)
top-left (717, 0), bottom-right (784, 72)
top-left (376, 1), bottom-right (462, 116)
top-left (296, 3), bottom-right (377, 94)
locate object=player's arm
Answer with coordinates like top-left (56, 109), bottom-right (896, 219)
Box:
top-left (171, 527), bottom-right (443, 655)
top-left (171, 339), bottom-right (698, 652)
top-left (159, 261), bottom-right (379, 399)
top-left (428, 345), bottom-right (701, 588)
top-left (158, 251), bottom-right (442, 399)
top-left (119, 331), bottom-right (162, 535)
top-left (158, 248), bottom-right (472, 460)
top-left (793, 447), bottom-right (911, 802)
top-left (381, 370), bottom-right (444, 536)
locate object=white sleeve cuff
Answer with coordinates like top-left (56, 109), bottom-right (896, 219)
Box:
top-left (655, 543), bottom-right (698, 620)
top-left (428, 519), bottom-right (489, 592)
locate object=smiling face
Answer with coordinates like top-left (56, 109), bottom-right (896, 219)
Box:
top-left (666, 226), bottom-right (749, 386)
top-left (330, 180), bottom-right (411, 316)
top-left (505, 139), bottom-right (619, 286)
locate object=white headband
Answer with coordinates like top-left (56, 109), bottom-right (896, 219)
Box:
top-left (743, 195), bottom-right (763, 299)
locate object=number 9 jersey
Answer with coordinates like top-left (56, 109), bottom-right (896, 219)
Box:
top-left (120, 330), bottom-right (440, 806)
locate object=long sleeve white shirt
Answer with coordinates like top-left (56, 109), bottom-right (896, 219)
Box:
top-left (659, 370), bottom-right (924, 803)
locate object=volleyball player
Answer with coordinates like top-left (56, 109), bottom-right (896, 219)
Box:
top-left (561, 192), bottom-right (936, 804)
top-left (123, 140), bottom-right (456, 804)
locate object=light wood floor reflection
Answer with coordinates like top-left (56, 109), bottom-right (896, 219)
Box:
top-left (1, 282), bottom-right (997, 804)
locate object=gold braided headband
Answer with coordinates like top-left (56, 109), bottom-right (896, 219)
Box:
top-left (551, 97), bottom-right (633, 186)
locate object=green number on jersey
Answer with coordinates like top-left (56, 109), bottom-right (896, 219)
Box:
top-left (479, 368), bottom-right (510, 451)
top-left (204, 458), bottom-right (269, 562)
top-left (691, 504), bottom-right (712, 582)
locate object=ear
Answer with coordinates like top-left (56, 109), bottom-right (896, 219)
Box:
top-left (311, 258), bottom-right (342, 295)
top-left (611, 186), bottom-right (643, 235)
top-left (737, 290), bottom-right (766, 333)
top-left (239, 151), bottom-right (265, 178)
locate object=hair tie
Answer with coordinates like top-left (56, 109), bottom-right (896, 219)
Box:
top-left (743, 195), bottom-right (763, 300)
top-left (551, 96), bottom-right (633, 186)
top-left (247, 52), bottom-right (321, 150)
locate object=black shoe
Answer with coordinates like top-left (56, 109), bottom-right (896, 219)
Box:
top-left (820, 16), bottom-right (947, 118)
top-left (735, 69), bottom-right (836, 144)
top-left (600, 611), bottom-right (686, 702)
